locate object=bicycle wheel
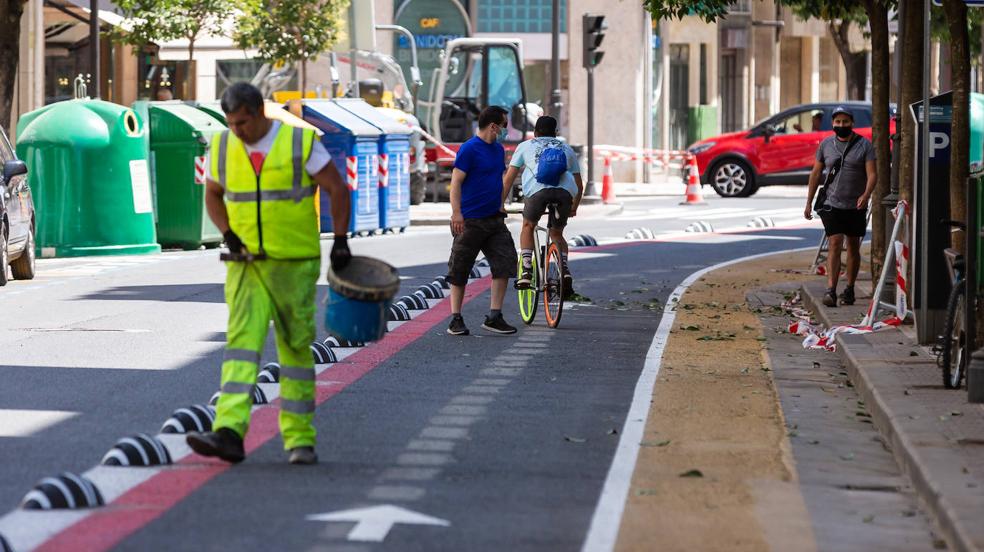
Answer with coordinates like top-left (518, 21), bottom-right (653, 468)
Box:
top-left (941, 281), bottom-right (967, 389)
top-left (543, 243), bottom-right (565, 328)
top-left (517, 253), bottom-right (539, 325)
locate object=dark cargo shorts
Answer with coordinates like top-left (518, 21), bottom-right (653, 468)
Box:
top-left (447, 214), bottom-right (517, 286)
top-left (523, 188), bottom-right (574, 228)
top-left (819, 207), bottom-right (867, 238)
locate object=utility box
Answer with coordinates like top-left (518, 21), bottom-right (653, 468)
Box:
top-left (134, 101), bottom-right (224, 249)
top-left (293, 99), bottom-right (382, 236)
top-left (16, 100), bottom-right (160, 257)
top-left (331, 98), bottom-right (412, 233)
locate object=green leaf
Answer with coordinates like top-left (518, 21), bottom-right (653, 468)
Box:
top-left (679, 469), bottom-right (704, 478)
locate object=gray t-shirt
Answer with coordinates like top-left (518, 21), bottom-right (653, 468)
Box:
top-left (816, 135), bottom-right (875, 209)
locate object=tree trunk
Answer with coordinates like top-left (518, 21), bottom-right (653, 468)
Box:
top-left (0, 0), bottom-right (25, 134)
top-left (899, 2), bottom-right (925, 207)
top-left (943, 0), bottom-right (970, 256)
top-left (865, 0), bottom-right (891, 280)
top-left (300, 59), bottom-right (307, 99)
top-left (829, 21), bottom-right (868, 101)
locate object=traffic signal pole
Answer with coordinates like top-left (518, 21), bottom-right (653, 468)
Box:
top-left (550, 0), bottom-right (562, 119)
top-left (583, 13), bottom-right (606, 198)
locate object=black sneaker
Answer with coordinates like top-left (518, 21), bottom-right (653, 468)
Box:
top-left (186, 428), bottom-right (245, 463)
top-left (447, 316), bottom-right (469, 336)
top-left (562, 265), bottom-right (574, 296)
top-left (515, 268), bottom-right (533, 290)
top-left (822, 288), bottom-right (838, 308)
top-left (482, 313), bottom-right (517, 335)
top-left (839, 286), bottom-right (855, 306)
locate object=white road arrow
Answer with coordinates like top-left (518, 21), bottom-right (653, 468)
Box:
top-left (306, 504), bottom-right (450, 542)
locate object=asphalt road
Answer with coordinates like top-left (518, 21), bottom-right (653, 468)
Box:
top-left (0, 189), bottom-right (820, 551)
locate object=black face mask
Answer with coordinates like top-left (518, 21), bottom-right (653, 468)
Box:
top-left (834, 126), bottom-right (854, 139)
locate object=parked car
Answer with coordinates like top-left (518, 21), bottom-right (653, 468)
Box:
top-left (688, 101), bottom-right (894, 197)
top-left (0, 126), bottom-right (36, 285)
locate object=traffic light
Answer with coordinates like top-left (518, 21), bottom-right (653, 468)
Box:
top-left (582, 14), bottom-right (607, 69)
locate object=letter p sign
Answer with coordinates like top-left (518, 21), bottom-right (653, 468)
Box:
top-left (930, 131), bottom-right (950, 158)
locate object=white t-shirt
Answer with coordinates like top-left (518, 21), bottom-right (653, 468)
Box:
top-left (206, 120), bottom-right (332, 182)
top-left (509, 137), bottom-right (580, 199)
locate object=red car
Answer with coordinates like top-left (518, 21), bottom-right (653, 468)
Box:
top-left (688, 102), bottom-right (894, 197)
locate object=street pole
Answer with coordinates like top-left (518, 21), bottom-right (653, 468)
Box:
top-left (550, 0), bottom-right (562, 120)
top-left (916, 0), bottom-right (931, 341)
top-left (89, 0), bottom-right (99, 99)
top-left (586, 66), bottom-right (595, 196)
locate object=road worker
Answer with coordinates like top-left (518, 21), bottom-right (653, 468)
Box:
top-left (186, 82), bottom-right (351, 465)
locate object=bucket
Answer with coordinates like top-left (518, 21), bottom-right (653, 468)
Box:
top-left (324, 256), bottom-right (400, 342)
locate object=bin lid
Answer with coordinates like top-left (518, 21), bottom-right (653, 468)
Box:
top-left (148, 103), bottom-right (225, 142)
top-left (298, 99), bottom-right (382, 139)
top-left (264, 102), bottom-right (324, 136)
top-left (330, 99), bottom-right (412, 137)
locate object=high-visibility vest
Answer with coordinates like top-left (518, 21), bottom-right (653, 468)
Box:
top-left (210, 124), bottom-right (320, 260)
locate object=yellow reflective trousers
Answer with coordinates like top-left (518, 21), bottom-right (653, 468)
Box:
top-left (214, 258), bottom-right (321, 449)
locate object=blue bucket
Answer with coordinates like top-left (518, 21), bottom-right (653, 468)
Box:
top-left (324, 256), bottom-right (400, 342)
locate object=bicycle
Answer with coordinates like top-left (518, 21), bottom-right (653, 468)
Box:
top-left (516, 202), bottom-right (565, 328)
top-left (936, 220), bottom-right (968, 389)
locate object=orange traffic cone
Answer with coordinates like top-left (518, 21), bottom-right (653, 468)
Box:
top-left (601, 156), bottom-right (616, 204)
top-left (680, 155), bottom-right (707, 205)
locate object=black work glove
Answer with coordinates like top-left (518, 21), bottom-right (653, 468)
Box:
top-left (223, 230), bottom-right (245, 254)
top-left (330, 236), bottom-right (352, 271)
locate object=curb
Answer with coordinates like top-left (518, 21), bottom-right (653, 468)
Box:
top-left (800, 281), bottom-right (983, 552)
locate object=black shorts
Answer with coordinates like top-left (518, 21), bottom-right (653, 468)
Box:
top-left (819, 207), bottom-right (867, 238)
top-left (523, 188), bottom-right (573, 228)
top-left (447, 214), bottom-right (517, 286)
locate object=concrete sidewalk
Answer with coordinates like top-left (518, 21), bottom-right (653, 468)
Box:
top-left (799, 279), bottom-right (984, 552)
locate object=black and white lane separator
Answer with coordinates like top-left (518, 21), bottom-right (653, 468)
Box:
top-left (0, 533), bottom-right (12, 552)
top-left (397, 294), bottom-right (429, 311)
top-left (101, 434), bottom-right (173, 467)
top-left (310, 342), bottom-right (338, 364)
top-left (258, 362), bottom-right (281, 383)
top-left (624, 228), bottom-right (656, 240)
top-left (417, 283), bottom-right (444, 299)
top-left (323, 336), bottom-right (366, 348)
top-left (209, 385), bottom-right (268, 406)
top-left (160, 404), bottom-right (216, 434)
top-left (746, 216), bottom-right (776, 228)
top-left (568, 234), bottom-right (599, 247)
top-left (684, 221), bottom-right (715, 233)
top-left (20, 473), bottom-right (105, 510)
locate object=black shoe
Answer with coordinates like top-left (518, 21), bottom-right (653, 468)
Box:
top-left (515, 268), bottom-right (533, 290)
top-left (288, 446), bottom-right (318, 465)
top-left (482, 313), bottom-right (517, 334)
top-left (562, 265), bottom-right (574, 297)
top-left (822, 288), bottom-right (838, 308)
top-left (447, 316), bottom-right (469, 336)
top-left (186, 428), bottom-right (245, 463)
top-left (839, 286), bottom-right (855, 306)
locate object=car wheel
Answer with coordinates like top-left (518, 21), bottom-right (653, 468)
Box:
top-left (0, 222), bottom-right (9, 287)
top-left (11, 222), bottom-right (36, 280)
top-left (710, 159), bottom-right (757, 198)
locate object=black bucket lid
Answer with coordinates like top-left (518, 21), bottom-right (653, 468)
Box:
top-left (327, 256), bottom-right (400, 302)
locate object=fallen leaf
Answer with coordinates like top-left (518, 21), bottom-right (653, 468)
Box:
top-left (607, 428), bottom-right (619, 435)
top-left (863, 515), bottom-right (875, 523)
top-left (635, 488), bottom-right (659, 496)
top-left (565, 436), bottom-right (586, 443)
top-left (640, 439), bottom-right (672, 447)
top-left (682, 325), bottom-right (701, 331)
top-left (679, 469), bottom-right (704, 478)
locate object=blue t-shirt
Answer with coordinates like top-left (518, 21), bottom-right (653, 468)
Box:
top-left (454, 136), bottom-right (506, 219)
top-left (509, 137), bottom-right (580, 199)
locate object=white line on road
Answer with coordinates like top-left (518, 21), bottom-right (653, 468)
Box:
top-left (580, 245), bottom-right (814, 552)
top-left (0, 409), bottom-right (78, 437)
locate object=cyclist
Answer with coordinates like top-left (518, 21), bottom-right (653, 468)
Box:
top-left (503, 115), bottom-right (583, 292)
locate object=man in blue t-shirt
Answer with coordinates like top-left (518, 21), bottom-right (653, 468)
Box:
top-left (446, 106), bottom-right (518, 336)
top-left (503, 116), bottom-right (583, 294)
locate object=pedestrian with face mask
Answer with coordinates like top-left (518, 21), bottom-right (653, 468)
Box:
top-left (446, 106), bottom-right (518, 336)
top-left (805, 106), bottom-right (877, 307)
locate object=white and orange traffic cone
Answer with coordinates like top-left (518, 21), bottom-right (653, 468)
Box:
top-left (601, 155), bottom-right (617, 204)
top-left (680, 155), bottom-right (706, 205)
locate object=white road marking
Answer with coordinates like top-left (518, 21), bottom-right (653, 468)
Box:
top-left (472, 378), bottom-right (511, 385)
top-left (379, 467), bottom-right (441, 481)
top-left (580, 245), bottom-right (814, 552)
top-left (406, 440), bottom-right (456, 452)
top-left (396, 453), bottom-right (453, 466)
top-left (440, 404), bottom-right (487, 416)
top-left (367, 486), bottom-right (427, 501)
top-left (0, 409), bottom-right (78, 437)
top-left (306, 505), bottom-right (449, 543)
top-left (480, 367), bottom-right (523, 377)
top-left (461, 386), bottom-right (502, 394)
top-left (83, 465), bottom-right (162, 504)
top-left (420, 427), bottom-right (469, 439)
top-left (450, 396), bottom-right (495, 405)
top-left (0, 511), bottom-right (89, 552)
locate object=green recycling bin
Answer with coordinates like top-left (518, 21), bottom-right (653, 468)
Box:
top-left (193, 101), bottom-right (226, 125)
top-left (16, 99), bottom-right (160, 257)
top-left (135, 101), bottom-right (224, 249)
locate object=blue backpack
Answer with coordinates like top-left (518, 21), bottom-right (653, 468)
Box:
top-left (535, 146), bottom-right (568, 186)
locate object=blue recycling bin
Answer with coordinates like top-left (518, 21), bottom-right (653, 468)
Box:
top-left (330, 99), bottom-right (413, 233)
top-left (296, 100), bottom-right (381, 236)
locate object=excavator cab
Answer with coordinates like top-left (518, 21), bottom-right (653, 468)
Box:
top-left (427, 38), bottom-right (530, 145)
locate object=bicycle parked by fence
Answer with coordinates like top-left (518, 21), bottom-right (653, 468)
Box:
top-left (936, 219), bottom-right (969, 389)
top-left (516, 202), bottom-right (565, 328)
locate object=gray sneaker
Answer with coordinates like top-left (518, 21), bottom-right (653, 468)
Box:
top-left (447, 316), bottom-right (470, 336)
top-left (482, 313), bottom-right (517, 335)
top-left (288, 446), bottom-right (318, 465)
